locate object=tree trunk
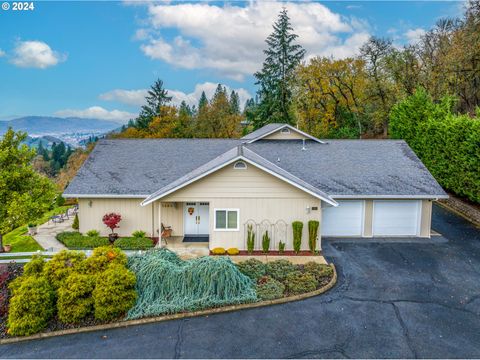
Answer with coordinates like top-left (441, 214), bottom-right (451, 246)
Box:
top-left (0, 234), bottom-right (3, 253)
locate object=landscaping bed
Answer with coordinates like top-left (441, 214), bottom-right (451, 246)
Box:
top-left (56, 231), bottom-right (154, 250)
top-left (0, 248), bottom-right (335, 340)
top-left (212, 250), bottom-right (322, 256)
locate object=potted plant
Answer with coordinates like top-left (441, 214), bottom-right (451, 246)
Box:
top-left (102, 213), bottom-right (122, 244)
top-left (3, 244), bottom-right (11, 252)
top-left (27, 223), bottom-right (37, 235)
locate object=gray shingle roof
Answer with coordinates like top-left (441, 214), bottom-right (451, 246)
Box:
top-left (241, 123), bottom-right (286, 140)
top-left (142, 145), bottom-right (337, 206)
top-left (246, 140), bottom-right (447, 197)
top-left (64, 137), bottom-right (447, 198)
top-left (64, 139), bottom-right (240, 196)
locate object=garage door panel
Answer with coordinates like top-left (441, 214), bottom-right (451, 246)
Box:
top-left (373, 200), bottom-right (420, 236)
top-left (322, 200), bottom-right (364, 236)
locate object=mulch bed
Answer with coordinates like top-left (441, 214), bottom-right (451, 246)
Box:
top-left (439, 193), bottom-right (480, 226)
top-left (211, 250), bottom-right (322, 256)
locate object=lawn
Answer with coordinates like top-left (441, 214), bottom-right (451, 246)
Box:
top-left (3, 206), bottom-right (71, 253)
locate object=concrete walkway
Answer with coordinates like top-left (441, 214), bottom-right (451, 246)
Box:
top-left (33, 217), bottom-right (73, 251)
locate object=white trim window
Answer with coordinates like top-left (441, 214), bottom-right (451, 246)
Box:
top-left (214, 208), bottom-right (239, 231)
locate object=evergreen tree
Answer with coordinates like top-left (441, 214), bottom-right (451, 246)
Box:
top-left (229, 90), bottom-right (241, 115)
top-left (198, 91), bottom-right (208, 111)
top-left (135, 79), bottom-right (172, 129)
top-left (254, 8), bottom-right (305, 128)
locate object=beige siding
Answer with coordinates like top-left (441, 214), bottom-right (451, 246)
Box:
top-left (420, 200), bottom-right (432, 238)
top-left (160, 202), bottom-right (184, 236)
top-left (263, 129), bottom-right (306, 140)
top-left (163, 162), bottom-right (322, 250)
top-left (363, 200), bottom-right (373, 237)
top-left (163, 163), bottom-right (311, 200)
top-left (78, 198), bottom-right (156, 237)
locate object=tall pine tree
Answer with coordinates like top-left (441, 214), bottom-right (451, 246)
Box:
top-left (254, 8), bottom-right (305, 128)
top-left (229, 90), bottom-right (241, 115)
top-left (135, 79), bottom-right (172, 129)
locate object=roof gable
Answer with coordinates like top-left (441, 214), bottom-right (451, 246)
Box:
top-left (141, 145), bottom-right (337, 206)
top-left (242, 124), bottom-right (324, 144)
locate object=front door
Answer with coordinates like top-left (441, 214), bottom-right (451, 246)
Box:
top-left (184, 202), bottom-right (209, 236)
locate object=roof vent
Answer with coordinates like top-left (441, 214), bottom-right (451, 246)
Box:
top-left (302, 139), bottom-right (306, 151)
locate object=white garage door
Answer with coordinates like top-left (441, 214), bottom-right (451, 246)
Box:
top-left (322, 200), bottom-right (364, 236)
top-left (373, 200), bottom-right (421, 236)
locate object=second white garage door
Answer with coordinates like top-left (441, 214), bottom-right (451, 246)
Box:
top-left (373, 200), bottom-right (421, 236)
top-left (322, 200), bottom-right (364, 236)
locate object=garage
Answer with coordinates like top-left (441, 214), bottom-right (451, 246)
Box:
top-left (322, 200), bottom-right (364, 236)
top-left (373, 200), bottom-right (421, 236)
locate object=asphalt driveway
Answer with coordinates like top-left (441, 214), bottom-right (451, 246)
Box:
top-left (1, 204), bottom-right (479, 358)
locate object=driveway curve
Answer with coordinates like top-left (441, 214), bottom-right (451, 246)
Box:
top-left (1, 204), bottom-right (479, 358)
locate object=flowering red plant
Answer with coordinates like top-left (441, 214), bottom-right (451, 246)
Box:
top-left (102, 213), bottom-right (122, 233)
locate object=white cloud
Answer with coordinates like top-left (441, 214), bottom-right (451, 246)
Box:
top-left (100, 82), bottom-right (252, 108)
top-left (404, 28), bottom-right (426, 45)
top-left (10, 40), bottom-right (65, 69)
top-left (99, 89), bottom-right (149, 106)
top-left (135, 1), bottom-right (370, 80)
top-left (54, 106), bottom-right (136, 123)
top-left (0, 49), bottom-right (5, 57)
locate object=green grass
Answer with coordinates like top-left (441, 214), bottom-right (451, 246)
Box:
top-left (3, 206), bottom-right (71, 253)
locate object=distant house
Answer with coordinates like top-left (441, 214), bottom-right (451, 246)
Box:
top-left (64, 123), bottom-right (447, 251)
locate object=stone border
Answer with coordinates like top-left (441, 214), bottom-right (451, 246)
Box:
top-left (0, 265), bottom-right (337, 345)
top-left (437, 199), bottom-right (480, 228)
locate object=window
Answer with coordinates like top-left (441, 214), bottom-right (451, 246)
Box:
top-left (214, 209), bottom-right (239, 231)
top-left (233, 161), bottom-right (247, 170)
top-left (281, 127), bottom-right (291, 134)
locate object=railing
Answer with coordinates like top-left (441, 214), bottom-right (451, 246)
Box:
top-left (0, 249), bottom-right (146, 263)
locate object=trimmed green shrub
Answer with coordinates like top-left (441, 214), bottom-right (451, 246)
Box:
top-left (227, 248), bottom-right (239, 255)
top-left (278, 241), bottom-right (286, 254)
top-left (236, 258), bottom-right (266, 280)
top-left (57, 273), bottom-right (96, 324)
top-left (292, 221), bottom-right (303, 253)
top-left (256, 276), bottom-right (285, 300)
top-left (57, 231), bottom-right (110, 249)
top-left (303, 262), bottom-right (334, 284)
top-left (265, 260), bottom-right (297, 282)
top-left (262, 230), bottom-right (270, 253)
top-left (86, 230), bottom-right (100, 237)
top-left (211, 247), bottom-right (226, 255)
top-left (7, 276), bottom-right (55, 336)
top-left (308, 220), bottom-right (319, 253)
top-left (284, 271), bottom-right (317, 295)
top-left (390, 88), bottom-right (480, 203)
top-left (246, 224), bottom-right (255, 254)
top-left (43, 250), bottom-right (86, 289)
top-left (72, 214), bottom-right (79, 230)
top-left (93, 264), bottom-right (137, 321)
top-left (83, 246), bottom-right (128, 275)
top-left (114, 237), bottom-right (153, 250)
top-left (131, 230), bottom-right (146, 238)
top-left (23, 255), bottom-right (45, 276)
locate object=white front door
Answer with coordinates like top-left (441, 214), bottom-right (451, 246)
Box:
top-left (184, 202), bottom-right (209, 235)
top-left (321, 200), bottom-right (364, 236)
top-left (373, 200), bottom-right (420, 236)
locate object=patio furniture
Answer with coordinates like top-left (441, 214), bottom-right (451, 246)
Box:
top-left (161, 223), bottom-right (172, 245)
top-left (49, 215), bottom-right (64, 224)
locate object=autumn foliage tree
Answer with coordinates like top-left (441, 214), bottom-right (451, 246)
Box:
top-left (102, 213), bottom-right (122, 234)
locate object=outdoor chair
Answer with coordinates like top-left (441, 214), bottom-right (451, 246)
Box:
top-left (49, 215), bottom-right (64, 224)
top-left (161, 223), bottom-right (172, 245)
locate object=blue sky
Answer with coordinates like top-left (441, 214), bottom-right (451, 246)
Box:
top-left (0, 1), bottom-right (462, 122)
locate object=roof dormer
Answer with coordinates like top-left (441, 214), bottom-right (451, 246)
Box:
top-left (241, 123), bottom-right (324, 143)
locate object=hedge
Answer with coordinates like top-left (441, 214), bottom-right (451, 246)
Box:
top-left (56, 232), bottom-right (154, 250)
top-left (390, 88), bottom-right (480, 203)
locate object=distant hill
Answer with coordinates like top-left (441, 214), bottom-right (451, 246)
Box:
top-left (24, 135), bottom-right (64, 149)
top-left (0, 116), bottom-right (120, 136)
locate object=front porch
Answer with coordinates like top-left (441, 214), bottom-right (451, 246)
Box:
top-left (160, 236), bottom-right (210, 259)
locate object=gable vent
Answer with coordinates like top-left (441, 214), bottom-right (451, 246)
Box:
top-left (233, 160), bottom-right (247, 170)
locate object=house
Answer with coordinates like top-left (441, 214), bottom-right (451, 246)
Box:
top-left (63, 123), bottom-right (448, 251)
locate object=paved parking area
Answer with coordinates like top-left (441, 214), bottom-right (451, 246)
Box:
top-left (1, 204), bottom-right (479, 358)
